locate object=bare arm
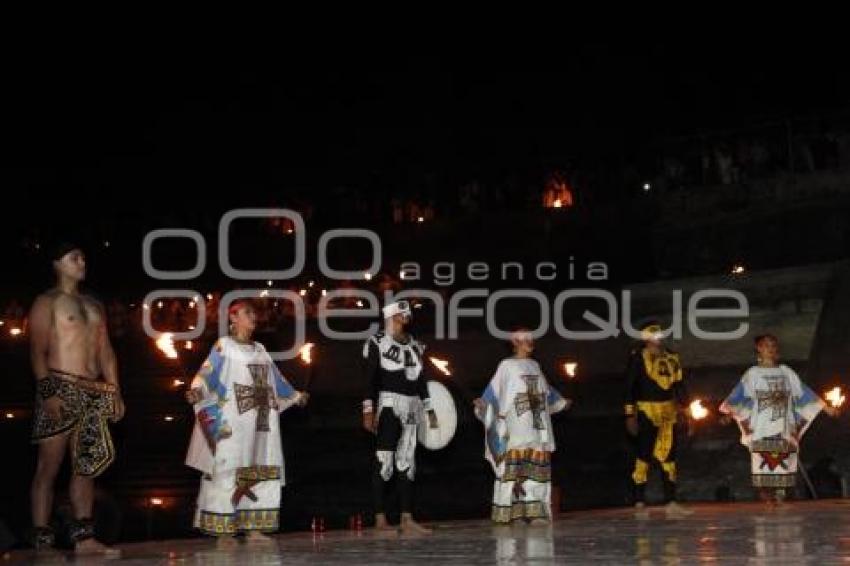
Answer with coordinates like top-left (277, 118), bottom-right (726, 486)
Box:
top-left (96, 302), bottom-right (124, 420)
top-left (29, 295), bottom-right (53, 381)
top-left (97, 314), bottom-right (119, 388)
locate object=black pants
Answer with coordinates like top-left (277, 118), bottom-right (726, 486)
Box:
top-left (632, 411), bottom-right (678, 504)
top-left (373, 407), bottom-right (413, 514)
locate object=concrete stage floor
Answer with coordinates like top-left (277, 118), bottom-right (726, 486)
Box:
top-left (8, 500), bottom-right (850, 564)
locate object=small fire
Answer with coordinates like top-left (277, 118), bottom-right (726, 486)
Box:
top-left (299, 342), bottom-right (315, 365)
top-left (417, 216), bottom-right (424, 223)
top-left (172, 379), bottom-right (185, 388)
top-left (188, 301), bottom-right (196, 309)
top-left (150, 497), bottom-right (164, 507)
top-left (429, 356), bottom-right (451, 376)
top-left (356, 300), bottom-right (364, 308)
top-left (5, 413), bottom-right (14, 419)
top-left (689, 399), bottom-right (709, 420)
top-left (299, 289), bottom-right (307, 297)
top-left (184, 340), bottom-right (193, 351)
top-left (364, 272), bottom-right (372, 281)
top-left (9, 327), bottom-right (22, 337)
top-left (563, 362), bottom-right (578, 378)
top-left (553, 199), bottom-right (563, 208)
top-left (155, 333), bottom-right (179, 359)
top-left (260, 290), bottom-right (270, 298)
top-left (163, 416), bottom-right (174, 422)
top-left (825, 387), bottom-right (845, 408)
top-left (731, 264), bottom-right (746, 276)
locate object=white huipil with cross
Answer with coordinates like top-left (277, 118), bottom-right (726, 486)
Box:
top-left (186, 338), bottom-right (301, 478)
top-left (185, 337), bottom-right (302, 534)
top-left (477, 358), bottom-right (568, 478)
top-left (720, 364), bottom-right (824, 488)
top-left (476, 357), bottom-right (569, 523)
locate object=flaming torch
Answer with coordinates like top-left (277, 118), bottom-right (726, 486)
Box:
top-left (299, 342), bottom-right (315, 365)
top-left (429, 356), bottom-right (451, 376)
top-left (155, 333), bottom-right (178, 360)
top-left (689, 399), bottom-right (709, 420)
top-left (825, 387), bottom-right (845, 410)
top-left (298, 342), bottom-right (317, 395)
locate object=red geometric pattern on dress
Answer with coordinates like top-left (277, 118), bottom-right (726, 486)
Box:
top-left (760, 451), bottom-right (790, 471)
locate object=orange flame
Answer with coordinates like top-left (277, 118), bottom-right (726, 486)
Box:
top-left (429, 356), bottom-right (451, 376)
top-left (563, 362), bottom-right (578, 378)
top-left (299, 342), bottom-right (315, 365)
top-left (689, 399), bottom-right (709, 420)
top-left (825, 387), bottom-right (845, 408)
top-left (155, 333), bottom-right (178, 359)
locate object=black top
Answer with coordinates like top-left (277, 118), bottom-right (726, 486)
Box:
top-left (362, 331), bottom-right (431, 405)
top-left (624, 347), bottom-right (689, 411)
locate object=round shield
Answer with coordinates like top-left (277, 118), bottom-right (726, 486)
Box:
top-left (418, 380), bottom-right (457, 450)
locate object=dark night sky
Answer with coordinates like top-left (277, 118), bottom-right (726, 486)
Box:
top-left (4, 42), bottom-right (848, 234)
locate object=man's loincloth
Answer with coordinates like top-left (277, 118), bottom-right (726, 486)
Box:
top-left (32, 369), bottom-right (118, 477)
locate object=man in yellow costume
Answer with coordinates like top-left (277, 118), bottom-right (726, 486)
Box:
top-left (624, 323), bottom-right (693, 518)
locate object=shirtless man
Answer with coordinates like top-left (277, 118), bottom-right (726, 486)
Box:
top-left (28, 243), bottom-right (125, 555)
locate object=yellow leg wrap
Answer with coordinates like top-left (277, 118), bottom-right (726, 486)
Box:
top-left (632, 458), bottom-right (649, 484)
top-left (652, 422), bottom-right (674, 464)
top-left (661, 460), bottom-right (677, 482)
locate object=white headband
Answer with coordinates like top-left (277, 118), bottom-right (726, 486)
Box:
top-left (382, 300), bottom-right (412, 319)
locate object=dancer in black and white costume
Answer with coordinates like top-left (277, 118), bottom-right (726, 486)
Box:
top-left (361, 300), bottom-right (438, 534)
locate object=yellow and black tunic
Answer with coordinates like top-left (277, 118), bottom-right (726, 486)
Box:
top-left (624, 347), bottom-right (688, 502)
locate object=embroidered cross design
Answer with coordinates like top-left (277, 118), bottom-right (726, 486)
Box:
top-left (515, 375), bottom-right (546, 430)
top-left (756, 379), bottom-right (789, 421)
top-left (234, 364), bottom-right (272, 432)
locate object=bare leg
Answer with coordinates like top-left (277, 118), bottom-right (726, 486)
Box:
top-left (69, 458), bottom-right (118, 555)
top-left (31, 433), bottom-right (69, 530)
top-left (69, 474), bottom-right (95, 520)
